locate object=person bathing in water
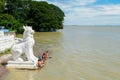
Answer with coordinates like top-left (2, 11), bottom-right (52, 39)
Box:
top-left (42, 51), bottom-right (49, 61)
top-left (38, 51), bottom-right (51, 67)
top-left (38, 58), bottom-right (44, 67)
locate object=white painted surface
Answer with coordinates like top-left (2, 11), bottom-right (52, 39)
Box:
top-left (6, 61), bottom-right (38, 69)
top-left (0, 31), bottom-right (4, 37)
top-left (0, 35), bottom-right (15, 52)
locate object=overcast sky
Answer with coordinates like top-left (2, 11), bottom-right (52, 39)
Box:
top-left (36, 0), bottom-right (120, 25)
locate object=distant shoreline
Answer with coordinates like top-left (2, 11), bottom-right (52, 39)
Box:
top-left (64, 25), bottom-right (120, 27)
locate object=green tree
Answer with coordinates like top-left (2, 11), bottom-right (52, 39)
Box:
top-left (0, 14), bottom-right (23, 33)
top-left (28, 1), bottom-right (65, 31)
top-left (5, 0), bottom-right (32, 23)
top-left (0, 0), bottom-right (5, 13)
top-left (4, 0), bottom-right (65, 32)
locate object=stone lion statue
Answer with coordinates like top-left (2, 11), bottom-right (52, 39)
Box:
top-left (11, 26), bottom-right (38, 63)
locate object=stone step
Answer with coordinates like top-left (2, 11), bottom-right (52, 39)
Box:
top-left (6, 61), bottom-right (38, 69)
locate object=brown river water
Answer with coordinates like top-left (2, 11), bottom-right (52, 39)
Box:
top-left (1, 26), bottom-right (120, 80)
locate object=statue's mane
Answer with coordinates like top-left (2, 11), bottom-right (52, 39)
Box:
top-left (23, 26), bottom-right (34, 41)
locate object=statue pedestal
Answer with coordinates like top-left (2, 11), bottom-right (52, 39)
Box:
top-left (6, 61), bottom-right (38, 69)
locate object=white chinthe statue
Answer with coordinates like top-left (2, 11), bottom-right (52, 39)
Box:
top-left (11, 26), bottom-right (38, 64)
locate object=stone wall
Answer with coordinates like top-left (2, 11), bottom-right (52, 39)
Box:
top-left (0, 35), bottom-right (15, 52)
top-left (0, 31), bottom-right (4, 37)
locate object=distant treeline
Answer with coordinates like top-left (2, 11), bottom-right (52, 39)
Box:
top-left (0, 0), bottom-right (65, 33)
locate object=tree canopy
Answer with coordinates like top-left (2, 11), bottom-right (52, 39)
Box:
top-left (0, 0), bottom-right (5, 13)
top-left (0, 0), bottom-right (65, 33)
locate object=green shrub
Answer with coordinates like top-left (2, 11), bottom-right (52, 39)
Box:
top-left (0, 48), bottom-right (11, 54)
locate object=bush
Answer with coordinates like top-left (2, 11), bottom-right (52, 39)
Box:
top-left (0, 48), bottom-right (11, 54)
top-left (0, 14), bottom-right (23, 33)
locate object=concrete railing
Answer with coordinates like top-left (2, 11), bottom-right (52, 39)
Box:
top-left (0, 35), bottom-right (15, 52)
top-left (0, 31), bottom-right (4, 37)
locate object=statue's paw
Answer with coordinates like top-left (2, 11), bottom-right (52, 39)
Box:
top-left (16, 58), bottom-right (24, 61)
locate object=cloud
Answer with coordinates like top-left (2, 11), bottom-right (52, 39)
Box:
top-left (35, 0), bottom-right (47, 1)
top-left (96, 4), bottom-right (120, 15)
top-left (64, 4), bottom-right (120, 25)
top-left (36, 0), bottom-right (96, 6)
top-left (35, 0), bottom-right (120, 25)
top-left (69, 0), bottom-right (96, 6)
top-left (67, 4), bottom-right (120, 17)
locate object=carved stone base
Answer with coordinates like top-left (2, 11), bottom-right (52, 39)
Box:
top-left (6, 61), bottom-right (38, 69)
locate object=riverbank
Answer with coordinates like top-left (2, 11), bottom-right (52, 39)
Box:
top-left (0, 54), bottom-right (11, 79)
top-left (0, 65), bottom-right (8, 79)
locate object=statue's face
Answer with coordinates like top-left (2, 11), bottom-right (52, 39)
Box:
top-left (23, 26), bottom-right (34, 35)
top-left (28, 27), bottom-right (34, 34)
top-left (30, 29), bottom-right (34, 34)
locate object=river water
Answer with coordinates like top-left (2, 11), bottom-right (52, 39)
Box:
top-left (1, 26), bottom-right (120, 80)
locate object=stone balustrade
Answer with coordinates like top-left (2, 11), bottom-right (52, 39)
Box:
top-left (0, 35), bottom-right (15, 52)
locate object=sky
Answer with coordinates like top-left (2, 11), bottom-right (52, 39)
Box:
top-left (36, 0), bottom-right (120, 25)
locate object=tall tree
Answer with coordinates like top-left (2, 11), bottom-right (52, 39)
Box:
top-left (0, 0), bottom-right (5, 13)
top-left (4, 0), bottom-right (65, 32)
top-left (0, 14), bottom-right (23, 33)
top-left (28, 1), bottom-right (65, 31)
top-left (5, 0), bottom-right (32, 23)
